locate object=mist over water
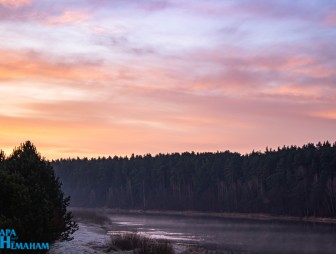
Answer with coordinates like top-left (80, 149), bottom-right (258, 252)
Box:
top-left (106, 212), bottom-right (336, 254)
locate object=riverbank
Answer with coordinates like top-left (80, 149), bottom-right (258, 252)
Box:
top-left (70, 207), bottom-right (336, 225)
top-left (49, 222), bottom-right (110, 254)
top-left (49, 218), bottom-right (236, 254)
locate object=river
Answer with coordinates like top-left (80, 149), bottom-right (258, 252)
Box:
top-left (50, 209), bottom-right (336, 254)
top-left (51, 210), bottom-right (336, 254)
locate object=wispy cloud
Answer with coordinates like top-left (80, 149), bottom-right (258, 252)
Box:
top-left (46, 10), bottom-right (90, 25)
top-left (0, 50), bottom-right (108, 81)
top-left (0, 0), bottom-right (32, 8)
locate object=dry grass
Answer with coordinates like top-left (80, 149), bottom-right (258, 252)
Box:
top-left (106, 232), bottom-right (175, 254)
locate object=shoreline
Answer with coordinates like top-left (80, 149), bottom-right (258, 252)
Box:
top-left (70, 207), bottom-right (336, 225)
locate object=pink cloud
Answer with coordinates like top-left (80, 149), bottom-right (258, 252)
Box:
top-left (0, 0), bottom-right (32, 8)
top-left (2, 72), bottom-right (335, 159)
top-left (310, 110), bottom-right (336, 121)
top-left (325, 11), bottom-right (336, 26)
top-left (182, 45), bottom-right (335, 95)
top-left (0, 50), bottom-right (109, 82)
top-left (179, 0), bottom-right (323, 24)
top-left (46, 10), bottom-right (90, 25)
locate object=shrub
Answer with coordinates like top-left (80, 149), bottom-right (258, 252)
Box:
top-left (108, 233), bottom-right (142, 251)
top-left (137, 239), bottom-right (174, 254)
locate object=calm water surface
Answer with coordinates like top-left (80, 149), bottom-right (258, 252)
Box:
top-left (106, 212), bottom-right (336, 254)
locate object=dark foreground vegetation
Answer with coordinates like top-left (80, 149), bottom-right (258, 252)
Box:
top-left (107, 232), bottom-right (174, 254)
top-left (0, 141), bottom-right (77, 253)
top-left (53, 141), bottom-right (336, 218)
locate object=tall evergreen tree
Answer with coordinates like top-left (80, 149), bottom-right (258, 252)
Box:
top-left (0, 141), bottom-right (78, 252)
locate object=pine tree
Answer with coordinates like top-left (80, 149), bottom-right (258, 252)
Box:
top-left (0, 141), bottom-right (78, 250)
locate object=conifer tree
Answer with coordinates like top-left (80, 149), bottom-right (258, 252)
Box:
top-left (0, 141), bottom-right (78, 250)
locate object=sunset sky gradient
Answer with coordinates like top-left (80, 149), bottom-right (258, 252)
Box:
top-left (1, 0), bottom-right (335, 159)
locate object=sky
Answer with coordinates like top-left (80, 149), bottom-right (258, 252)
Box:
top-left (0, 0), bottom-right (335, 159)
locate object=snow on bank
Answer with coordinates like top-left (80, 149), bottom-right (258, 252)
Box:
top-left (49, 222), bottom-right (188, 254)
top-left (49, 222), bottom-right (109, 254)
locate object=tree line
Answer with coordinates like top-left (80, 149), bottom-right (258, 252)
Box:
top-left (53, 142), bottom-right (336, 218)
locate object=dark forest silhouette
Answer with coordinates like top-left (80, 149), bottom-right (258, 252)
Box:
top-left (53, 141), bottom-right (336, 218)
